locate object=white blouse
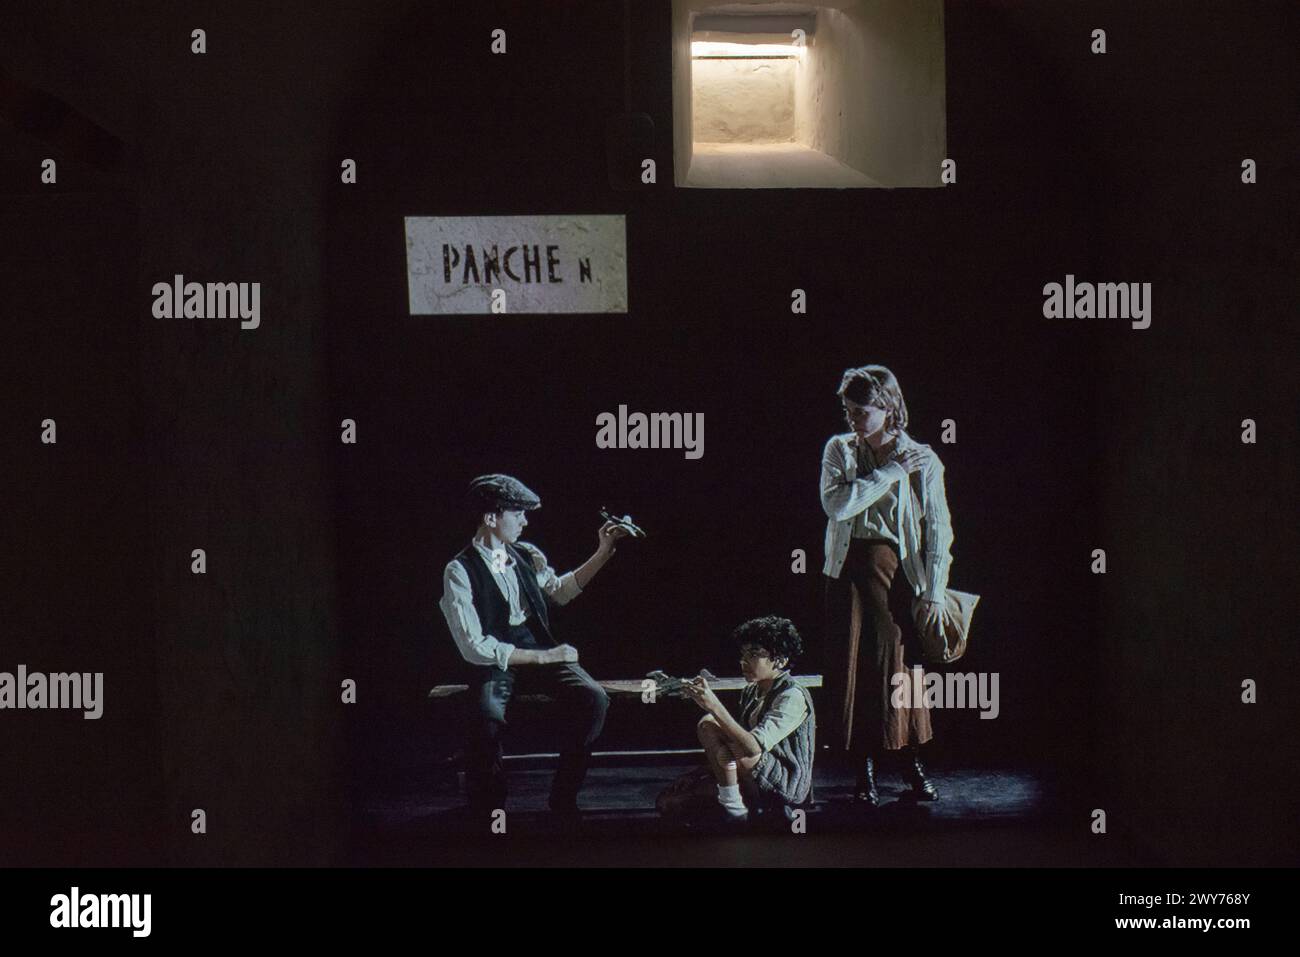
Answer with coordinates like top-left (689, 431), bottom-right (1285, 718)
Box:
top-left (850, 438), bottom-right (902, 545)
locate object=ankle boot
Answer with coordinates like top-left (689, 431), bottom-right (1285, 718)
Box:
top-left (902, 745), bottom-right (939, 801)
top-left (853, 756), bottom-right (880, 807)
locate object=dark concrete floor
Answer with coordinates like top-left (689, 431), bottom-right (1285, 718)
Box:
top-left (350, 760), bottom-right (1155, 866)
top-left (363, 764), bottom-right (1044, 827)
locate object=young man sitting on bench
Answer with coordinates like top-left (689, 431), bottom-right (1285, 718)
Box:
top-left (439, 474), bottom-right (630, 817)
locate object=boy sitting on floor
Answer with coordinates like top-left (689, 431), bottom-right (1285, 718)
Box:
top-left (657, 616), bottom-right (816, 824)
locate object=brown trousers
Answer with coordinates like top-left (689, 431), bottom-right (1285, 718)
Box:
top-left (824, 538), bottom-right (933, 762)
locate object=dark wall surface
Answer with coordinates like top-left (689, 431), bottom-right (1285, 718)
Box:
top-left (1, 1), bottom-right (1295, 866)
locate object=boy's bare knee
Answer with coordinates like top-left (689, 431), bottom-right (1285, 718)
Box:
top-left (696, 714), bottom-right (720, 741)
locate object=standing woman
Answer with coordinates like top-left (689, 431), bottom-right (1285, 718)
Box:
top-left (820, 365), bottom-right (955, 805)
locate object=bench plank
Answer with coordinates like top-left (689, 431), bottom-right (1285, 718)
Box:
top-left (428, 674), bottom-right (823, 699)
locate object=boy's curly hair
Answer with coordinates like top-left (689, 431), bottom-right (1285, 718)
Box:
top-left (732, 615), bottom-right (804, 664)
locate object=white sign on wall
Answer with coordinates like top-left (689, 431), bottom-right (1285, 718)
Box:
top-left (405, 215), bottom-right (628, 314)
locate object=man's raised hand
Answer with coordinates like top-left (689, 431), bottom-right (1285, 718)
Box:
top-left (597, 520), bottom-right (631, 553)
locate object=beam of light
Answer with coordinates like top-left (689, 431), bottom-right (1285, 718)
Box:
top-left (691, 40), bottom-right (802, 58)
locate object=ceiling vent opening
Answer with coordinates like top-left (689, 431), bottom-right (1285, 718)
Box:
top-left (672, 0), bottom-right (947, 189)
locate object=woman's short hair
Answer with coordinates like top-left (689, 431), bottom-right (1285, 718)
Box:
top-left (733, 616), bottom-right (804, 664)
top-left (837, 364), bottom-right (909, 434)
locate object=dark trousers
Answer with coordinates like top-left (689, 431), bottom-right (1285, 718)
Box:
top-left (464, 658), bottom-right (610, 810)
top-left (824, 538), bottom-right (933, 767)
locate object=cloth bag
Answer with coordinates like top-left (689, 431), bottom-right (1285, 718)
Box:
top-left (911, 588), bottom-right (980, 664)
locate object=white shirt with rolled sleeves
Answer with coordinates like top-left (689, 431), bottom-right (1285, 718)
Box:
top-left (439, 539), bottom-right (583, 671)
top-left (820, 430), bottom-right (954, 603)
top-left (743, 680), bottom-right (810, 753)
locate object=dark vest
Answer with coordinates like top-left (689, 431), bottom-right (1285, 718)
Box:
top-left (455, 542), bottom-right (555, 649)
top-left (740, 671), bottom-right (816, 807)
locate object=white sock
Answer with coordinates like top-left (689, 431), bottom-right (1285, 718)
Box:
top-left (716, 782), bottom-right (748, 817)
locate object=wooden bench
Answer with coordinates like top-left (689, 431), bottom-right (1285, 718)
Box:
top-left (429, 674), bottom-right (823, 700)
top-left (425, 674), bottom-right (825, 782)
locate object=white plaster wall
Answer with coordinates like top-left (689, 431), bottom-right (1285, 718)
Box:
top-left (683, 0), bottom-right (860, 15)
top-left (672, 2), bottom-right (695, 185)
top-left (794, 0), bottom-right (946, 186)
top-left (693, 57), bottom-right (795, 143)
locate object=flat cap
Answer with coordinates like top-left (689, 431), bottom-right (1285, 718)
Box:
top-left (469, 473), bottom-right (541, 512)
